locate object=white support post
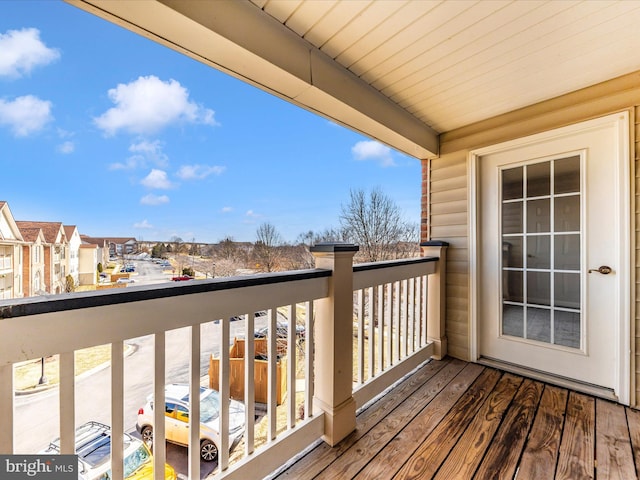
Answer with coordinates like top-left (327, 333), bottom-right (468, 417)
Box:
top-left (188, 325), bottom-right (201, 480)
top-left (421, 241), bottom-right (449, 360)
top-left (0, 364), bottom-right (13, 453)
top-left (59, 352), bottom-right (75, 455)
top-left (310, 243), bottom-right (358, 447)
top-left (111, 342), bottom-right (124, 480)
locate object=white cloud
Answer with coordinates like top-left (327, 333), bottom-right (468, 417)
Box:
top-left (141, 169), bottom-right (173, 189)
top-left (246, 210), bottom-right (260, 218)
top-left (221, 206), bottom-right (233, 213)
top-left (0, 28), bottom-right (60, 78)
top-left (134, 219), bottom-right (154, 229)
top-left (110, 139), bottom-right (169, 170)
top-left (140, 194), bottom-right (169, 206)
top-left (94, 75), bottom-right (218, 136)
top-left (130, 140), bottom-right (169, 167)
top-left (351, 140), bottom-right (395, 167)
top-left (0, 95), bottom-right (53, 137)
top-left (176, 164), bottom-right (226, 180)
top-left (57, 141), bottom-right (75, 154)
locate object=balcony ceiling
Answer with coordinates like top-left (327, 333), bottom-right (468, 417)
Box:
top-left (67, 0), bottom-right (640, 158)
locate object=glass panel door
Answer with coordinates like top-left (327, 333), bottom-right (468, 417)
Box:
top-left (501, 155), bottom-right (581, 349)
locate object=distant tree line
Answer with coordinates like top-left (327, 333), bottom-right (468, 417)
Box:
top-left (147, 187), bottom-right (419, 276)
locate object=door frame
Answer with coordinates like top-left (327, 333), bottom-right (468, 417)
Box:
top-left (468, 111), bottom-right (631, 404)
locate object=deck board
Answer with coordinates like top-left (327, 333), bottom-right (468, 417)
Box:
top-left (595, 398), bottom-right (636, 479)
top-left (556, 392), bottom-right (595, 480)
top-left (357, 363), bottom-right (485, 480)
top-left (273, 359), bottom-right (640, 480)
top-left (517, 385), bottom-right (568, 478)
top-left (473, 378), bottom-right (543, 479)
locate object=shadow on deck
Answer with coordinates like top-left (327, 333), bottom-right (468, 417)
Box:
top-left (273, 357), bottom-right (640, 479)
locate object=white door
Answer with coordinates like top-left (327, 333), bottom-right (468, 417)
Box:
top-left (475, 113), bottom-right (629, 398)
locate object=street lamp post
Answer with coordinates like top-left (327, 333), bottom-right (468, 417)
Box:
top-left (38, 357), bottom-right (48, 385)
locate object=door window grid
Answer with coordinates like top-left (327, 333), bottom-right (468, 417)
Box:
top-left (501, 156), bottom-right (581, 349)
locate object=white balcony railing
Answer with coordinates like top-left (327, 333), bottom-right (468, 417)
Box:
top-left (0, 242), bottom-right (447, 480)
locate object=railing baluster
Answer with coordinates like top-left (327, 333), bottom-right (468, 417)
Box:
top-left (411, 278), bottom-right (417, 353)
top-left (386, 283), bottom-right (393, 367)
top-left (377, 284), bottom-right (384, 374)
top-left (59, 352), bottom-right (75, 455)
top-left (153, 333), bottom-right (166, 480)
top-left (267, 307), bottom-right (277, 442)
top-left (422, 275), bottom-right (428, 347)
top-left (0, 364), bottom-right (13, 453)
top-left (394, 281), bottom-right (400, 364)
top-left (287, 304), bottom-right (296, 429)
top-left (357, 289), bottom-right (364, 384)
top-left (219, 317), bottom-right (230, 470)
top-left (402, 279), bottom-right (409, 359)
top-left (189, 325), bottom-right (201, 480)
top-left (368, 286), bottom-right (375, 379)
top-left (245, 313), bottom-right (255, 455)
top-left (111, 342), bottom-right (124, 480)
top-left (304, 301), bottom-right (314, 419)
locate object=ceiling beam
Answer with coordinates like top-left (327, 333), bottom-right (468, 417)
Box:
top-left (65, 0), bottom-right (439, 158)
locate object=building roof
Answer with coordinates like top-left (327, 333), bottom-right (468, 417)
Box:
top-left (81, 236), bottom-right (137, 245)
top-left (0, 202), bottom-right (23, 242)
top-left (64, 225), bottom-right (78, 239)
top-left (17, 221), bottom-right (66, 244)
top-left (15, 222), bottom-right (45, 243)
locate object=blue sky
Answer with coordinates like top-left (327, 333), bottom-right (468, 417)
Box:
top-left (0, 1), bottom-right (421, 243)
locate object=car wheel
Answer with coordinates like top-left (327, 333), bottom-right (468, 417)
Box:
top-left (200, 440), bottom-right (218, 462)
top-left (140, 426), bottom-right (153, 449)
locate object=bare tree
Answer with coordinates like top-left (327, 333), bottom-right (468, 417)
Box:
top-left (340, 187), bottom-right (416, 262)
top-left (294, 227), bottom-right (347, 269)
top-left (253, 222), bottom-right (283, 272)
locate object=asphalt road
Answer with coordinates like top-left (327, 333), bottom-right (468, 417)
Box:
top-left (14, 259), bottom-right (267, 479)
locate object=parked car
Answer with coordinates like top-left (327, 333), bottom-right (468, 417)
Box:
top-left (40, 421), bottom-right (176, 480)
top-left (117, 278), bottom-right (135, 284)
top-left (136, 384), bottom-right (245, 462)
top-left (254, 321), bottom-right (305, 340)
top-left (171, 275), bottom-right (192, 281)
top-left (228, 310), bottom-right (268, 322)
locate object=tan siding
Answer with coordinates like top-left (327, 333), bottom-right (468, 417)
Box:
top-left (634, 105), bottom-right (639, 407)
top-left (427, 77), bottom-right (639, 406)
top-left (430, 152), bottom-right (470, 360)
top-left (430, 161), bottom-right (467, 182)
top-left (431, 199), bottom-right (467, 216)
top-left (431, 175), bottom-right (467, 193)
top-left (432, 187), bottom-right (467, 205)
top-left (431, 212), bottom-right (467, 227)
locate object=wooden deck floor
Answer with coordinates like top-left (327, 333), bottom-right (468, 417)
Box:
top-left (274, 357), bottom-right (640, 479)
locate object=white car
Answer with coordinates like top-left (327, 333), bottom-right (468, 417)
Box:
top-left (136, 384), bottom-right (245, 462)
top-left (40, 420), bottom-right (176, 480)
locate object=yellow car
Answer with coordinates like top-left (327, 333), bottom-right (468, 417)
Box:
top-left (41, 421), bottom-right (176, 480)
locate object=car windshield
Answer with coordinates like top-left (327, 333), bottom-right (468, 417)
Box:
top-left (118, 443), bottom-right (151, 478)
top-left (200, 391), bottom-right (220, 423)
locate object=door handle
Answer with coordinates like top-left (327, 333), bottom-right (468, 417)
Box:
top-left (588, 266), bottom-right (612, 274)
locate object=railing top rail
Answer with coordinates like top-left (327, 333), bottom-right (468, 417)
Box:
top-left (0, 269), bottom-right (331, 319)
top-left (353, 256), bottom-right (438, 273)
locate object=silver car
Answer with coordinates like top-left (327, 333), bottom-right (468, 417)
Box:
top-left (136, 384), bottom-right (245, 462)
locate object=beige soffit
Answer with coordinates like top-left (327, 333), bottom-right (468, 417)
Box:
top-left (65, 0), bottom-right (439, 159)
top-left (65, 1), bottom-right (640, 159)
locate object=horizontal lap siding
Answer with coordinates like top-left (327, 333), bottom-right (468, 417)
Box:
top-left (635, 105), bottom-right (639, 407)
top-left (429, 153), bottom-right (470, 360)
